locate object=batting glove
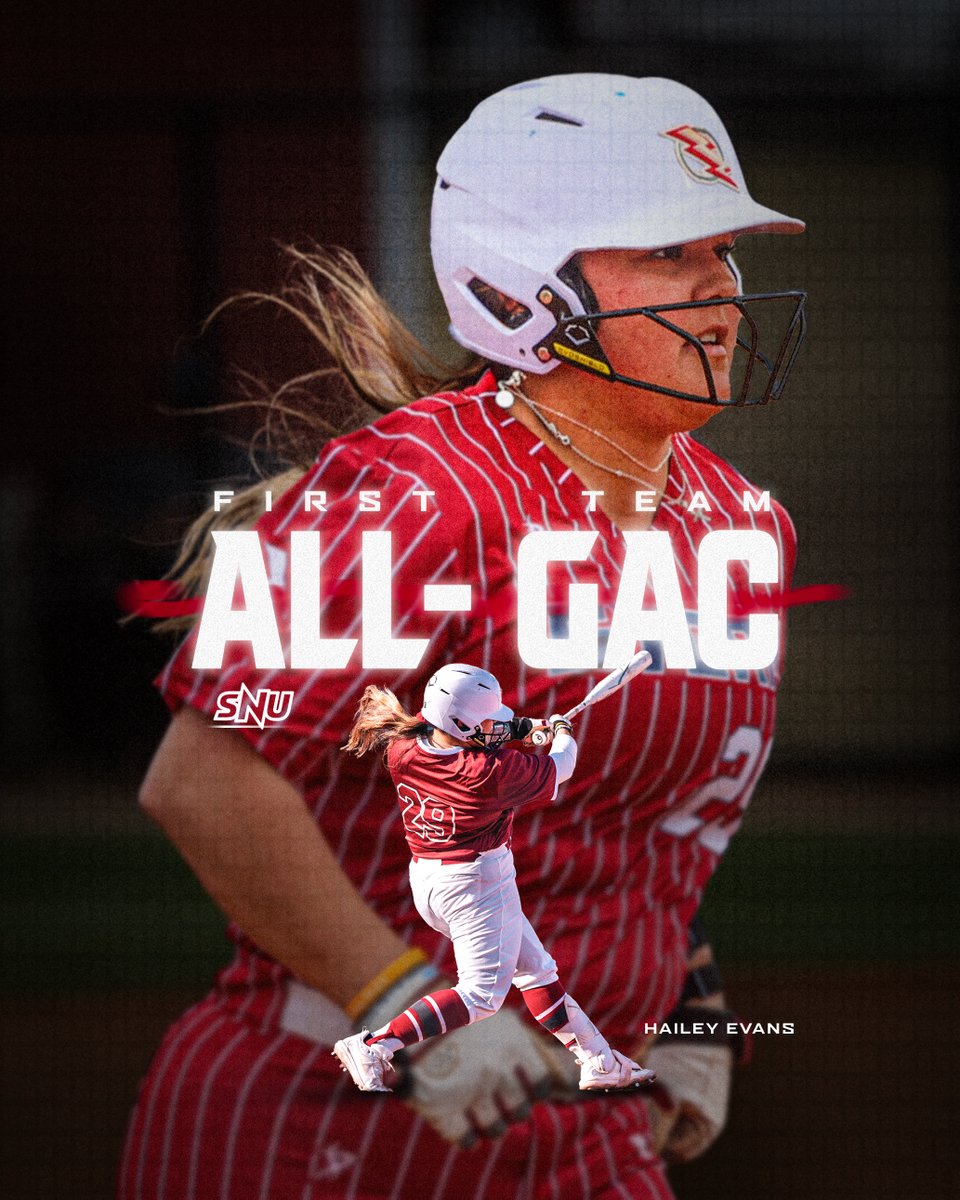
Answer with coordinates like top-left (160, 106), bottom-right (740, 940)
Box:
top-left (548, 714), bottom-right (574, 737)
top-left (506, 716), bottom-right (534, 742)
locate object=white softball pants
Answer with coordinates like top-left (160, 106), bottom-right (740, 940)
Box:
top-left (409, 843), bottom-right (558, 1021)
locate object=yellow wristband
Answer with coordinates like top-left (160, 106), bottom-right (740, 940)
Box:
top-left (344, 946), bottom-right (429, 1023)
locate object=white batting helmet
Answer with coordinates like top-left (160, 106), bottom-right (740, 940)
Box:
top-left (431, 74), bottom-right (807, 405)
top-left (422, 663), bottom-right (514, 749)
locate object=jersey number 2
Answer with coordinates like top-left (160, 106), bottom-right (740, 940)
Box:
top-left (660, 725), bottom-right (768, 854)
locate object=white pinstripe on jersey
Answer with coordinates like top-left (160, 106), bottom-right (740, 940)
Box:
top-left (186, 1027), bottom-right (254, 1200)
top-left (156, 1016), bottom-right (241, 1200)
top-left (129, 1003), bottom-right (226, 1200)
top-left (216, 1032), bottom-right (293, 1200)
top-left (256, 1040), bottom-right (325, 1200)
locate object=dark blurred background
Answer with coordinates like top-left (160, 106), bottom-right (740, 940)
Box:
top-left (2, 2), bottom-right (957, 1197)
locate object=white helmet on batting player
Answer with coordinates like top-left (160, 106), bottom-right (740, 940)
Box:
top-left (422, 663), bottom-right (514, 750)
top-left (431, 74), bottom-right (807, 406)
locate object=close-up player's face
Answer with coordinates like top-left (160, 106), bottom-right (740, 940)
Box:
top-left (575, 235), bottom-right (742, 423)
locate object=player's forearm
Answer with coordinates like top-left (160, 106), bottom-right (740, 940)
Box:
top-left (548, 729), bottom-right (577, 783)
top-left (139, 706), bottom-right (410, 1008)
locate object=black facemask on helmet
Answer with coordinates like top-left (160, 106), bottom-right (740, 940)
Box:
top-left (553, 257), bottom-right (806, 408)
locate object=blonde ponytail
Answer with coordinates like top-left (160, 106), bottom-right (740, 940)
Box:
top-left (155, 245), bottom-right (484, 633)
top-left (343, 686), bottom-right (431, 757)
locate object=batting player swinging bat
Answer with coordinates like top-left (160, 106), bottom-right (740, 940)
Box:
top-left (331, 660), bottom-right (659, 1096)
top-left (528, 649), bottom-right (654, 744)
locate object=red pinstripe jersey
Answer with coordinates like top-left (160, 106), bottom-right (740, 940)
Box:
top-left (157, 369), bottom-right (796, 1042)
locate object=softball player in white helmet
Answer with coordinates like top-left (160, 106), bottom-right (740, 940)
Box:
top-left (421, 662), bottom-right (516, 748)
top-left (335, 665), bottom-right (656, 1094)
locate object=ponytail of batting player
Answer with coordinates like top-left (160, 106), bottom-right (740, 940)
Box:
top-left (119, 74), bottom-right (803, 1200)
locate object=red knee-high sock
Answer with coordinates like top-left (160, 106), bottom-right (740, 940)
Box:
top-left (522, 982), bottom-right (606, 1056)
top-left (522, 981), bottom-right (576, 1047)
top-left (366, 987), bottom-right (471, 1049)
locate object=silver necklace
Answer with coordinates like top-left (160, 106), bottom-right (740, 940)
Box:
top-left (495, 370), bottom-right (672, 494)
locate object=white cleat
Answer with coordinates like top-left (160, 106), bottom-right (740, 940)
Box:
top-left (332, 1030), bottom-right (393, 1093)
top-left (578, 1048), bottom-right (656, 1092)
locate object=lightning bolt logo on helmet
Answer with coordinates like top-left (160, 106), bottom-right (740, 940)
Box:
top-left (663, 124), bottom-right (740, 191)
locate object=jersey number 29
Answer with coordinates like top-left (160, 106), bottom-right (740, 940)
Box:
top-left (397, 783), bottom-right (457, 844)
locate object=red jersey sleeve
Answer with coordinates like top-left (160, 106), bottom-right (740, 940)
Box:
top-left (492, 747), bottom-right (559, 809)
top-left (154, 434), bottom-right (475, 793)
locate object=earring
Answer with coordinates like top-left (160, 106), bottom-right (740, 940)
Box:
top-left (495, 369), bottom-right (524, 409)
top-left (494, 384), bottom-right (515, 409)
